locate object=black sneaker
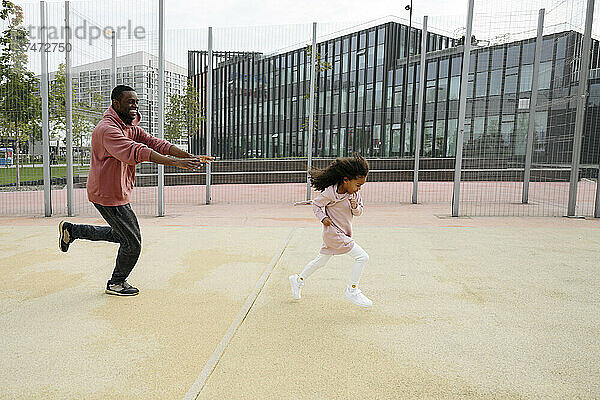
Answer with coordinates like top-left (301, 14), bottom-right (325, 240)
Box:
top-left (58, 220), bottom-right (74, 252)
top-left (105, 280), bottom-right (139, 296)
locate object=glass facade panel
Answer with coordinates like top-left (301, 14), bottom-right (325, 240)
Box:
top-left (190, 23), bottom-right (597, 162)
top-left (534, 111), bottom-right (548, 153)
top-left (449, 76), bottom-right (460, 100)
top-left (435, 120), bottom-right (445, 157)
top-left (522, 42), bottom-right (535, 64)
top-left (451, 56), bottom-right (462, 76)
top-left (538, 61), bottom-right (552, 90)
top-left (506, 45), bottom-right (520, 68)
top-left (514, 113), bottom-right (529, 156)
top-left (439, 59), bottom-right (449, 79)
top-left (556, 36), bottom-right (566, 59)
top-left (489, 70), bottom-right (502, 95)
top-left (446, 119), bottom-right (458, 156)
top-left (520, 64), bottom-right (533, 92)
top-left (438, 79), bottom-right (448, 102)
top-left (477, 52), bottom-right (489, 70)
top-left (391, 124), bottom-right (402, 154)
top-left (476, 72), bottom-right (488, 97)
top-left (473, 117), bottom-right (485, 140)
top-left (423, 122), bottom-right (433, 156)
top-left (492, 48), bottom-right (504, 70)
top-left (501, 120), bottom-right (513, 148)
top-left (541, 38), bottom-right (553, 62)
top-left (427, 61), bottom-right (437, 80)
top-left (404, 123), bottom-right (413, 156)
top-left (504, 75), bottom-right (518, 94)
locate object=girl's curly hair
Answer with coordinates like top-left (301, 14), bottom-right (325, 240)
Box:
top-left (310, 153), bottom-right (369, 192)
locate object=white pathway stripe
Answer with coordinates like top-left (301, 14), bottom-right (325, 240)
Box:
top-left (183, 227), bottom-right (296, 400)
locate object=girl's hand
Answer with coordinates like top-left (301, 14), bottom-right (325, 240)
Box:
top-left (349, 198), bottom-right (357, 209)
top-left (321, 217), bottom-right (333, 226)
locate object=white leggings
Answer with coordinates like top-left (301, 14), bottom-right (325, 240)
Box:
top-left (299, 243), bottom-right (369, 287)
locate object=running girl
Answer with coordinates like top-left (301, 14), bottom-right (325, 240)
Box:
top-left (289, 153), bottom-right (372, 307)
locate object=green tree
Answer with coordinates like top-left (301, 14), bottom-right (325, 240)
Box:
top-left (0, 0), bottom-right (40, 188)
top-left (165, 78), bottom-right (203, 143)
top-left (49, 62), bottom-right (102, 165)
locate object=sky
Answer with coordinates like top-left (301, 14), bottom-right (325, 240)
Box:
top-left (7, 0), bottom-right (598, 73)
top-left (13, 0), bottom-right (594, 31)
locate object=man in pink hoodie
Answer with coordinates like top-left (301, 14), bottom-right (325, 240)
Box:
top-left (57, 85), bottom-right (213, 296)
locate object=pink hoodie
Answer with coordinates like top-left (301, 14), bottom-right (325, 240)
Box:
top-left (86, 106), bottom-right (172, 206)
top-left (312, 184), bottom-right (364, 255)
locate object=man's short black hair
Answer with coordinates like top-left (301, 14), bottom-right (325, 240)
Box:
top-left (111, 85), bottom-right (135, 101)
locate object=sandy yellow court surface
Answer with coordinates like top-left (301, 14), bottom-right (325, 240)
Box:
top-left (0, 204), bottom-right (598, 399)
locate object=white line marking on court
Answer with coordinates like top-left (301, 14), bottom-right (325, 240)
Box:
top-left (183, 227), bottom-right (296, 400)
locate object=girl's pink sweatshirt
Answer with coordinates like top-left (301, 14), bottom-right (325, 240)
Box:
top-left (312, 184), bottom-right (363, 255)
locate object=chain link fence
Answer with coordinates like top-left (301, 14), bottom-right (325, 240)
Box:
top-left (0, 0), bottom-right (598, 217)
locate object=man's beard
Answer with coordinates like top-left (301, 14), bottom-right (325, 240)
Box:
top-left (116, 108), bottom-right (134, 124)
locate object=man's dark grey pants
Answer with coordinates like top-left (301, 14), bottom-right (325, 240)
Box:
top-left (71, 203), bottom-right (141, 284)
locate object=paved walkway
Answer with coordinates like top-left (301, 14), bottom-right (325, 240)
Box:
top-left (0, 204), bottom-right (598, 399)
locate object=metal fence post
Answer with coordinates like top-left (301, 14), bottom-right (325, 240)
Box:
top-left (401, 1), bottom-right (413, 157)
top-left (40, 1), bottom-right (51, 217)
top-left (65, 1), bottom-right (74, 216)
top-left (111, 33), bottom-right (117, 89)
top-left (451, 0), bottom-right (474, 217)
top-left (306, 22), bottom-right (317, 201)
top-left (157, 0), bottom-right (165, 216)
top-left (206, 27), bottom-right (213, 205)
top-left (567, 0), bottom-right (595, 216)
top-left (595, 167), bottom-right (600, 218)
top-left (522, 9), bottom-right (545, 204)
top-left (412, 16), bottom-right (427, 204)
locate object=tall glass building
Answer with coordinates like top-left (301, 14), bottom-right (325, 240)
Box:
top-left (189, 21), bottom-right (600, 165)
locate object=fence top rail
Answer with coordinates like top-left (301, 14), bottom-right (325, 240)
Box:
top-left (133, 166), bottom-right (583, 177)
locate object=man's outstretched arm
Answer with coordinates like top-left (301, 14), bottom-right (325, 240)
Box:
top-left (149, 150), bottom-right (212, 171)
top-left (168, 145), bottom-right (214, 164)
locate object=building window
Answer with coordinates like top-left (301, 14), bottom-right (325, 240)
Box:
top-left (435, 120), bottom-right (445, 157)
top-left (376, 44), bottom-right (385, 65)
top-left (477, 51), bottom-right (489, 71)
top-left (438, 79), bottom-right (448, 103)
top-left (492, 48), bottom-right (504, 70)
top-left (473, 117), bottom-right (485, 140)
top-left (514, 113), bottom-right (529, 155)
top-left (423, 121), bottom-right (433, 156)
top-left (522, 42), bottom-right (535, 64)
top-left (476, 72), bottom-right (488, 97)
top-left (489, 70), bottom-right (502, 96)
top-left (426, 80), bottom-right (436, 103)
top-left (439, 59), bottom-right (449, 79)
top-left (446, 119), bottom-right (458, 156)
top-left (449, 76), bottom-right (460, 100)
top-left (556, 36), bottom-right (566, 59)
top-left (451, 56), bottom-right (462, 76)
top-left (520, 64), bottom-right (533, 92)
top-left (541, 38), bottom-right (554, 62)
top-left (538, 61), bottom-right (552, 90)
top-left (506, 45), bottom-right (520, 68)
top-left (504, 74), bottom-right (518, 94)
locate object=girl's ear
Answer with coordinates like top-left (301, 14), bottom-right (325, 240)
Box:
top-left (343, 177), bottom-right (349, 182)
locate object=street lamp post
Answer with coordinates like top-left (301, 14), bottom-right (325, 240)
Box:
top-left (401, 0), bottom-right (413, 155)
